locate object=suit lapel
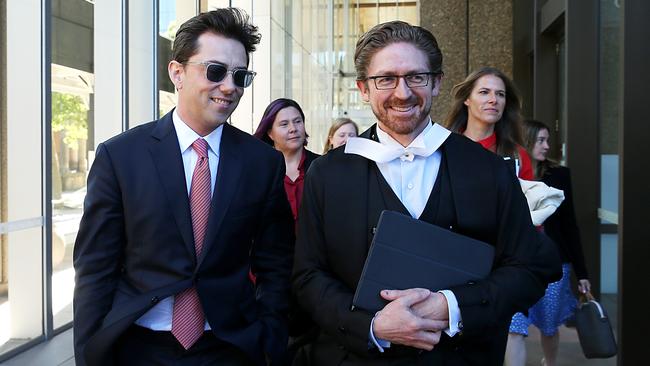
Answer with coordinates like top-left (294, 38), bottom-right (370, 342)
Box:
top-left (197, 123), bottom-right (242, 267)
top-left (443, 135), bottom-right (492, 231)
top-left (149, 112), bottom-right (196, 260)
top-left (358, 125), bottom-right (394, 251)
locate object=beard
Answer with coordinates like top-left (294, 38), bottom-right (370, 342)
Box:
top-left (373, 95), bottom-right (432, 136)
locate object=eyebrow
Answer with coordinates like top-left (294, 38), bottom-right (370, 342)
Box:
top-left (479, 87), bottom-right (506, 93)
top-left (278, 117), bottom-right (303, 123)
top-left (204, 60), bottom-right (247, 69)
top-left (371, 69), bottom-right (429, 76)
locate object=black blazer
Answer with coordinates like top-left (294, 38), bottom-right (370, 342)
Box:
top-left (303, 149), bottom-right (320, 172)
top-left (541, 166), bottom-right (589, 279)
top-left (292, 127), bottom-right (561, 365)
top-left (73, 111), bottom-right (294, 366)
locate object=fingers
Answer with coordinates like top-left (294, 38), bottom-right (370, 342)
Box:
top-left (419, 317), bottom-right (449, 331)
top-left (381, 288), bottom-right (431, 305)
top-left (578, 279), bottom-right (591, 293)
top-left (404, 330), bottom-right (443, 351)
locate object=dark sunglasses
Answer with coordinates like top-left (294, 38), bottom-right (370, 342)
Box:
top-left (184, 61), bottom-right (256, 88)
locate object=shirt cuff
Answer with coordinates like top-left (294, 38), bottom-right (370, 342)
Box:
top-left (439, 290), bottom-right (463, 337)
top-left (369, 316), bottom-right (391, 352)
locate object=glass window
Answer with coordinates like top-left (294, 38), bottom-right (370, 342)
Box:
top-left (2, 1), bottom-right (46, 357)
top-left (599, 0), bottom-right (621, 295)
top-left (159, 1), bottom-right (199, 116)
top-left (50, 0), bottom-right (95, 330)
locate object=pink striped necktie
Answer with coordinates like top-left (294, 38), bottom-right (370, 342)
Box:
top-left (172, 138), bottom-right (211, 350)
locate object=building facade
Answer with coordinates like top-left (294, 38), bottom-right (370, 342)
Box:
top-left (1, 0), bottom-right (648, 363)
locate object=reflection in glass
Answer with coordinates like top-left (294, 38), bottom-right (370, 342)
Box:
top-left (598, 0), bottom-right (621, 295)
top-left (51, 0), bottom-right (95, 330)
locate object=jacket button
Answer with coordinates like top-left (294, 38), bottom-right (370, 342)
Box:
top-left (338, 326), bottom-right (346, 334)
top-left (467, 280), bottom-right (476, 285)
top-left (481, 299), bottom-right (488, 305)
top-left (151, 296), bottom-right (159, 304)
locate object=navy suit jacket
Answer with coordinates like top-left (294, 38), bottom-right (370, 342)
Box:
top-left (73, 110), bottom-right (294, 365)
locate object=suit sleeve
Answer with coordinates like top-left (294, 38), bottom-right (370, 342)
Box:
top-left (250, 151), bottom-right (295, 361)
top-left (450, 158), bottom-right (562, 335)
top-left (292, 160), bottom-right (374, 355)
top-left (72, 143), bottom-right (126, 366)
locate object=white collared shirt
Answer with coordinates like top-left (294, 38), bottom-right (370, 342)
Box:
top-left (134, 109), bottom-right (223, 331)
top-left (375, 122), bottom-right (444, 218)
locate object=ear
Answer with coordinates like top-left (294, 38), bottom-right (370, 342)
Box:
top-left (356, 79), bottom-right (370, 102)
top-left (168, 60), bottom-right (184, 90)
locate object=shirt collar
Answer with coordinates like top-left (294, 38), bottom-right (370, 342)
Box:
top-left (172, 108), bottom-right (223, 156)
top-left (345, 118), bottom-right (451, 163)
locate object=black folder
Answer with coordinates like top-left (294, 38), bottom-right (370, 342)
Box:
top-left (352, 210), bottom-right (495, 313)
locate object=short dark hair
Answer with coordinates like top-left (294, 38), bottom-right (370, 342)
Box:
top-left (253, 98), bottom-right (308, 146)
top-left (172, 8), bottom-right (261, 65)
top-left (354, 21), bottom-right (443, 81)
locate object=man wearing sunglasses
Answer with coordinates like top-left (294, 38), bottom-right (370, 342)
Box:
top-left (73, 8), bottom-right (294, 366)
top-left (292, 21), bottom-right (561, 365)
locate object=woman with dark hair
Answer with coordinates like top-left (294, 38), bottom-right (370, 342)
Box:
top-left (444, 67), bottom-right (533, 180)
top-left (254, 98), bottom-right (319, 221)
top-left (254, 98), bottom-right (318, 365)
top-left (505, 120), bottom-right (591, 366)
top-left (323, 117), bottom-right (359, 153)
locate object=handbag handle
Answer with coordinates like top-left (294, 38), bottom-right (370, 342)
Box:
top-left (579, 291), bottom-right (607, 319)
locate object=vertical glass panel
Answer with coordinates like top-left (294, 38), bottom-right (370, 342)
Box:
top-left (159, 0), bottom-right (177, 116)
top-left (50, 0), bottom-right (95, 329)
top-left (0, 228), bottom-right (44, 356)
top-left (599, 0), bottom-right (621, 295)
top-left (3, 0), bottom-right (45, 357)
top-left (201, 0), bottom-right (231, 12)
top-left (159, 1), bottom-right (198, 116)
top-left (270, 12), bottom-right (287, 100)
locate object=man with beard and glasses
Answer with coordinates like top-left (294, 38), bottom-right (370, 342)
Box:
top-left (292, 21), bottom-right (561, 365)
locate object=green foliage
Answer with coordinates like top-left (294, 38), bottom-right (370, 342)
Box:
top-left (52, 92), bottom-right (88, 148)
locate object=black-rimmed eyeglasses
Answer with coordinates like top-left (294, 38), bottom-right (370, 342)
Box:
top-left (366, 72), bottom-right (434, 90)
top-left (184, 61), bottom-right (257, 88)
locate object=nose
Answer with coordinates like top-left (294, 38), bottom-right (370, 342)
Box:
top-left (393, 77), bottom-right (412, 99)
top-left (487, 92), bottom-right (497, 104)
top-left (288, 121), bottom-right (297, 132)
top-left (219, 72), bottom-right (237, 93)
top-left (543, 141), bottom-right (550, 149)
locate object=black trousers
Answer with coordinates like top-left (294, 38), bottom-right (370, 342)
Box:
top-left (114, 325), bottom-right (255, 366)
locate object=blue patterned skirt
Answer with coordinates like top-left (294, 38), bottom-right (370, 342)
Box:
top-left (509, 263), bottom-right (577, 336)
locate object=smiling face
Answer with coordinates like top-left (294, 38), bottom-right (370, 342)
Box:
top-left (356, 42), bottom-right (440, 145)
top-left (329, 123), bottom-right (358, 149)
top-left (464, 74), bottom-right (506, 129)
top-left (267, 106), bottom-right (306, 154)
top-left (532, 128), bottom-right (550, 162)
top-left (169, 32), bottom-right (247, 136)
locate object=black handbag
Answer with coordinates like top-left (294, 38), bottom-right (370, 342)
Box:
top-left (574, 292), bottom-right (617, 358)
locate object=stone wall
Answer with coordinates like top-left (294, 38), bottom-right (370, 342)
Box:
top-left (420, 0), bottom-right (513, 123)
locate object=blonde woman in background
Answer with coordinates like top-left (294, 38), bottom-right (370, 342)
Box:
top-left (323, 117), bottom-right (359, 153)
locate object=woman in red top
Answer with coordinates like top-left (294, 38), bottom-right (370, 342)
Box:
top-left (444, 67), bottom-right (533, 180)
top-left (254, 98), bottom-right (319, 221)
top-left (253, 98), bottom-right (319, 365)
